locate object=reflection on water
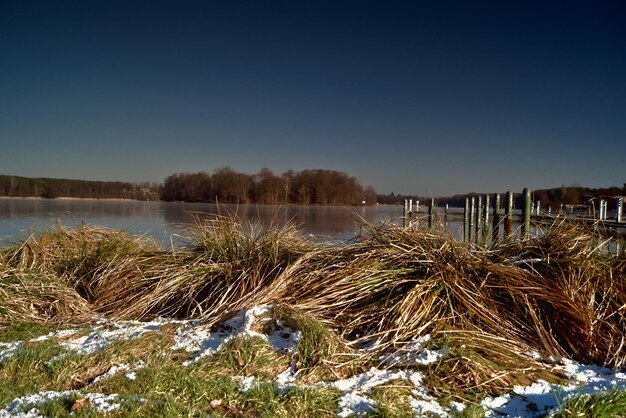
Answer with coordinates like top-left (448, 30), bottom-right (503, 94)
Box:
top-left (0, 199), bottom-right (406, 246)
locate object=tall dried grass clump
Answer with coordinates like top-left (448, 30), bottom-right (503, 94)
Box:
top-left (0, 266), bottom-right (91, 324)
top-left (0, 224), bottom-right (159, 303)
top-left (92, 214), bottom-right (314, 323)
top-left (272, 220), bottom-right (625, 393)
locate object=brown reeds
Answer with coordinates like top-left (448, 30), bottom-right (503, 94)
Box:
top-left (83, 214), bottom-right (313, 323)
top-left (0, 215), bottom-right (624, 396)
top-left (0, 267), bottom-right (91, 324)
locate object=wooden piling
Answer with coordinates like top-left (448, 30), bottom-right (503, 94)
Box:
top-left (464, 198), bottom-right (469, 241)
top-left (505, 191), bottom-right (513, 239)
top-left (476, 196), bottom-right (482, 243)
top-left (483, 194), bottom-right (490, 244)
top-left (492, 193), bottom-right (500, 243)
top-left (469, 197), bottom-right (475, 242)
top-left (428, 198), bottom-right (435, 228)
top-left (403, 199), bottom-right (408, 228)
top-left (522, 188), bottom-right (531, 240)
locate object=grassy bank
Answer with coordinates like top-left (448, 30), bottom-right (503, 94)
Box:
top-left (0, 216), bottom-right (625, 416)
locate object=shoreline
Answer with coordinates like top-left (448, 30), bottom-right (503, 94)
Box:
top-left (0, 196), bottom-right (138, 202)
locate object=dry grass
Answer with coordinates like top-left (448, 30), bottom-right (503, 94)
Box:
top-left (0, 215), bottom-right (624, 398)
top-left (0, 267), bottom-right (91, 324)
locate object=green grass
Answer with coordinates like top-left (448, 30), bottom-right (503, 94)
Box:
top-left (0, 321), bottom-right (61, 342)
top-left (0, 326), bottom-right (343, 417)
top-left (554, 389), bottom-right (626, 418)
top-left (366, 380), bottom-right (415, 417)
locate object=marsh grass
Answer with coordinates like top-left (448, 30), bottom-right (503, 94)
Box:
top-left (0, 268), bottom-right (91, 324)
top-left (0, 214), bottom-right (624, 412)
top-left (269, 305), bottom-right (366, 382)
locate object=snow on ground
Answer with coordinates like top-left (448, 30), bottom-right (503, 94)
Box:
top-left (2, 306), bottom-right (626, 417)
top-left (172, 305), bottom-right (302, 365)
top-left (482, 359), bottom-right (626, 417)
top-left (0, 391), bottom-right (122, 417)
top-left (59, 318), bottom-right (183, 355)
top-left (0, 341), bottom-right (22, 363)
top-left (89, 361), bottom-right (145, 386)
top-left (380, 334), bottom-right (448, 367)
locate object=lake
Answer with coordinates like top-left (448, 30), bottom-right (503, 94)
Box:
top-left (0, 198), bottom-right (429, 247)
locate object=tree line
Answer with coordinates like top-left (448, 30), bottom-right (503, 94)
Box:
top-left (160, 167), bottom-right (377, 205)
top-left (0, 175), bottom-right (158, 200)
top-left (377, 184), bottom-right (626, 209)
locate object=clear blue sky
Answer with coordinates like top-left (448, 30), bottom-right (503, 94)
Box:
top-left (1, 0), bottom-right (624, 195)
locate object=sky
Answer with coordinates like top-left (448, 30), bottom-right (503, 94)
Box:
top-left (1, 1), bottom-right (625, 196)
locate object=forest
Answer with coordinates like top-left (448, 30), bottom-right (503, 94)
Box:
top-left (0, 175), bottom-right (157, 200)
top-left (160, 167), bottom-right (377, 205)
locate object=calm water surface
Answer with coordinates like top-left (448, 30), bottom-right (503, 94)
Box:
top-left (0, 199), bottom-right (416, 247)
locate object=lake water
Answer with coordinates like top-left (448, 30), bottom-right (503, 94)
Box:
top-left (4, 198), bottom-right (615, 250)
top-left (0, 199), bottom-right (427, 247)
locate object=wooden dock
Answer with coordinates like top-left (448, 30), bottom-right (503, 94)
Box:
top-left (403, 189), bottom-right (625, 243)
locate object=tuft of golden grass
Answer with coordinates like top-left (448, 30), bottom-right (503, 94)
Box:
top-left (0, 267), bottom-right (91, 324)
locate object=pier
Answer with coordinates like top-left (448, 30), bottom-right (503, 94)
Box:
top-left (403, 190), bottom-right (626, 244)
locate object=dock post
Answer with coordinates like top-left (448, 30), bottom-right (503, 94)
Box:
top-left (403, 199), bottom-right (407, 228)
top-left (492, 193), bottom-right (500, 243)
top-left (428, 198), bottom-right (435, 228)
top-left (476, 196), bottom-right (482, 243)
top-left (505, 192), bottom-right (513, 239)
top-left (469, 197), bottom-right (475, 242)
top-left (464, 198), bottom-right (469, 241)
top-left (598, 200), bottom-right (605, 221)
top-left (617, 197), bottom-right (623, 223)
top-left (483, 194), bottom-right (490, 245)
top-left (522, 188), bottom-right (531, 240)
top-left (598, 200), bottom-right (603, 220)
top-left (536, 201), bottom-right (541, 215)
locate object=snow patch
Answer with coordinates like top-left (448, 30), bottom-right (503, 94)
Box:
top-left (276, 362), bottom-right (298, 385)
top-left (0, 341), bottom-right (23, 363)
top-left (60, 319), bottom-right (175, 355)
top-left (83, 393), bottom-right (121, 413)
top-left (0, 391), bottom-right (122, 417)
top-left (173, 306), bottom-right (301, 365)
top-left (321, 367), bottom-right (410, 393)
top-left (337, 393), bottom-right (377, 417)
top-left (482, 359), bottom-right (626, 417)
top-left (381, 335), bottom-right (448, 367)
top-left (410, 397), bottom-right (450, 417)
top-left (239, 376), bottom-right (258, 392)
top-left (90, 364), bottom-right (131, 386)
top-left (30, 329), bottom-right (79, 342)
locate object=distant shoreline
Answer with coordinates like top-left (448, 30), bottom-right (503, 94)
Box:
top-left (0, 196), bottom-right (137, 202)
